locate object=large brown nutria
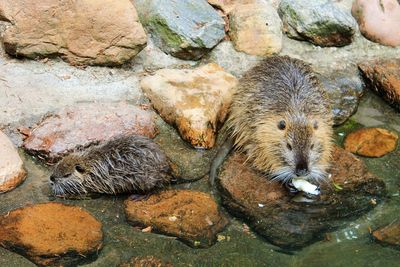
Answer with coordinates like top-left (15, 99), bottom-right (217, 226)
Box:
top-left (211, 56), bottom-right (333, 188)
top-left (50, 135), bottom-right (172, 196)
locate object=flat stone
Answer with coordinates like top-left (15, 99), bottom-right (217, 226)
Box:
top-left (0, 0), bottom-right (147, 66)
top-left (344, 128), bottom-right (398, 157)
top-left (229, 1), bottom-right (282, 56)
top-left (23, 103), bottom-right (157, 163)
top-left (0, 202), bottom-right (103, 266)
top-left (124, 190), bottom-right (228, 248)
top-left (119, 256), bottom-right (173, 267)
top-left (0, 130), bottom-right (26, 193)
top-left (216, 146), bottom-right (386, 248)
top-left (358, 59), bottom-right (400, 111)
top-left (278, 0), bottom-right (357, 47)
top-left (141, 64), bottom-right (237, 149)
top-left (373, 222), bottom-right (400, 247)
top-left (134, 0), bottom-right (225, 60)
top-left (352, 0), bottom-right (400, 47)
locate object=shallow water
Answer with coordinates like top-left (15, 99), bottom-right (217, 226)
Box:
top-left (0, 90), bottom-right (399, 267)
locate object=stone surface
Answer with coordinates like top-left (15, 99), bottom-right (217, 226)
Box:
top-left (228, 1), bottom-right (282, 56)
top-left (141, 64), bottom-right (237, 149)
top-left (358, 59), bottom-right (400, 111)
top-left (278, 0), bottom-right (357, 47)
top-left (0, 0), bottom-right (147, 66)
top-left (216, 146), bottom-right (386, 248)
top-left (125, 190), bottom-right (228, 248)
top-left (352, 0), bottom-right (400, 47)
top-left (344, 128), bottom-right (398, 157)
top-left (134, 0), bottom-right (225, 60)
top-left (23, 103), bottom-right (157, 163)
top-left (0, 130), bottom-right (26, 193)
top-left (0, 202), bottom-right (103, 266)
top-left (373, 221), bottom-right (400, 247)
top-left (119, 256), bottom-right (173, 267)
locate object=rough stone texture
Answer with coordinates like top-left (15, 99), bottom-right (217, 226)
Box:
top-left (119, 256), bottom-right (173, 267)
top-left (23, 103), bottom-right (157, 163)
top-left (134, 0), bottom-right (225, 60)
top-left (0, 0), bottom-right (146, 66)
top-left (352, 0), bottom-right (400, 47)
top-left (228, 1), bottom-right (282, 56)
top-left (217, 146), bottom-right (386, 248)
top-left (344, 128), bottom-right (398, 157)
top-left (141, 64), bottom-right (238, 149)
top-left (0, 130), bottom-right (26, 193)
top-left (373, 221), bottom-right (400, 247)
top-left (125, 190), bottom-right (228, 248)
top-left (358, 59), bottom-right (400, 111)
top-left (278, 0), bottom-right (357, 47)
top-left (0, 202), bottom-right (103, 266)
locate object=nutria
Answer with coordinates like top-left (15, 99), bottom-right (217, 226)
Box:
top-left (211, 56), bottom-right (333, 188)
top-left (50, 135), bottom-right (172, 196)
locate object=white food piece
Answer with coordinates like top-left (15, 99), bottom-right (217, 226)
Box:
top-left (292, 178), bottom-right (320, 195)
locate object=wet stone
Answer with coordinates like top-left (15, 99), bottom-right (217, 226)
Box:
top-left (124, 190), bottom-right (229, 248)
top-left (373, 221), bottom-right (400, 247)
top-left (119, 256), bottom-right (173, 267)
top-left (352, 0), bottom-right (400, 47)
top-left (0, 0), bottom-right (147, 66)
top-left (22, 103), bottom-right (157, 163)
top-left (358, 59), bottom-right (400, 111)
top-left (0, 130), bottom-right (26, 193)
top-left (0, 202), bottom-right (103, 266)
top-left (344, 128), bottom-right (398, 157)
top-left (216, 146), bottom-right (386, 248)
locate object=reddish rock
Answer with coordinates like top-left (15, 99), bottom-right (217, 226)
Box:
top-left (119, 256), bottom-right (173, 267)
top-left (352, 0), bottom-right (400, 47)
top-left (0, 202), bottom-right (103, 266)
top-left (0, 130), bottom-right (26, 193)
top-left (0, 0), bottom-right (147, 66)
top-left (23, 103), bottom-right (157, 163)
top-left (344, 128), bottom-right (398, 157)
top-left (124, 190), bottom-right (228, 248)
top-left (358, 59), bottom-right (400, 111)
top-left (373, 222), bottom-right (400, 247)
top-left (217, 146), bottom-right (386, 248)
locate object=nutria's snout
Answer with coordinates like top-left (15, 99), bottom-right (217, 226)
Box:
top-left (295, 159), bottom-right (309, 177)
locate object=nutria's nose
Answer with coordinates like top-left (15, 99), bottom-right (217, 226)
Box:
top-left (49, 175), bottom-right (55, 182)
top-left (295, 161), bottom-right (309, 176)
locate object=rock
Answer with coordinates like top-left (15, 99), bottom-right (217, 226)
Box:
top-left (119, 256), bottom-right (173, 267)
top-left (0, 130), bottom-right (26, 193)
top-left (23, 103), bottom-right (157, 163)
top-left (0, 0), bottom-right (147, 66)
top-left (344, 128), bottom-right (398, 157)
top-left (373, 221), bottom-right (400, 247)
top-left (358, 59), bottom-right (400, 111)
top-left (0, 202), bottom-right (103, 266)
top-left (134, 0), bottom-right (225, 60)
top-left (216, 146), bottom-right (386, 248)
top-left (278, 0), bottom-right (357, 47)
top-left (140, 64), bottom-right (238, 149)
top-left (352, 0), bottom-right (400, 47)
top-left (124, 190), bottom-right (228, 248)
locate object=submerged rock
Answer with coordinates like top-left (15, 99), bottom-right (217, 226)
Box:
top-left (134, 0), bottom-right (225, 60)
top-left (0, 0), bottom-right (147, 66)
top-left (0, 130), bottom-right (26, 193)
top-left (216, 146), bottom-right (386, 248)
top-left (22, 103), bottom-right (157, 163)
top-left (0, 202), bottom-right (103, 266)
top-left (119, 256), bottom-right (173, 267)
top-left (124, 190), bottom-right (228, 248)
top-left (352, 0), bottom-right (400, 47)
top-left (358, 59), bottom-right (400, 111)
top-left (373, 221), bottom-right (400, 247)
top-left (141, 64), bottom-right (237, 149)
top-left (344, 128), bottom-right (398, 157)
top-left (278, 0), bottom-right (357, 47)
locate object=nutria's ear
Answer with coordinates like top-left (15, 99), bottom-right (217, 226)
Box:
top-left (278, 120), bottom-right (286, 130)
top-left (75, 164), bottom-right (85, 173)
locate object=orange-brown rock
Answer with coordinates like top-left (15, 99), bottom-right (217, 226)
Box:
top-left (0, 0), bottom-right (147, 66)
top-left (0, 130), bottom-right (26, 193)
top-left (344, 128), bottom-right (398, 157)
top-left (0, 202), bottom-right (103, 266)
top-left (119, 256), bottom-right (173, 267)
top-left (124, 190), bottom-right (228, 248)
top-left (217, 146), bottom-right (386, 248)
top-left (373, 222), bottom-right (400, 247)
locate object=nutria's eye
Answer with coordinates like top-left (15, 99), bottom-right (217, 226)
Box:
top-left (310, 143), bottom-right (315, 149)
top-left (75, 165), bottom-right (85, 173)
top-left (286, 143), bottom-right (292, 151)
top-left (313, 121), bottom-right (318, 130)
top-left (278, 120), bottom-right (286, 130)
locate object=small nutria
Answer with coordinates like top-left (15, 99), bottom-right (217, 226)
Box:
top-left (212, 56), bottom-right (333, 187)
top-left (50, 135), bottom-right (172, 196)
